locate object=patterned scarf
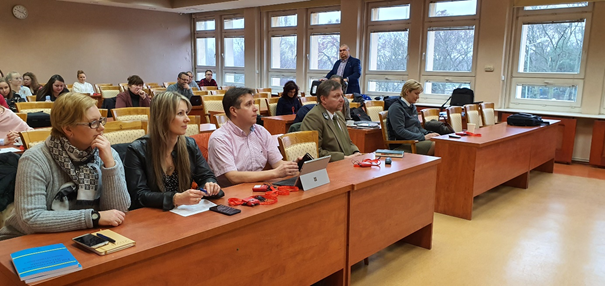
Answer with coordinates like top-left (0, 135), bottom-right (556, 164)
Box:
top-left (45, 136), bottom-right (101, 206)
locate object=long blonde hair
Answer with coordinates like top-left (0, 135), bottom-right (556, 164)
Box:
top-left (149, 92), bottom-right (192, 192)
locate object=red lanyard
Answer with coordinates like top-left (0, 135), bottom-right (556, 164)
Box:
top-left (353, 158), bottom-right (381, 168)
top-left (228, 184), bottom-right (300, 206)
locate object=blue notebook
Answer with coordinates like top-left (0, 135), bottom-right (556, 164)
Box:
top-left (11, 243), bottom-right (81, 283)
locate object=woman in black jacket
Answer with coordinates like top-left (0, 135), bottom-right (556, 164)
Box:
top-left (276, 81), bottom-right (302, 115)
top-left (124, 92), bottom-right (222, 210)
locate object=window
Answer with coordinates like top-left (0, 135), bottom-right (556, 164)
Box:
top-left (222, 15), bottom-right (245, 87)
top-left (224, 17), bottom-right (244, 29)
top-left (368, 31), bottom-right (408, 72)
top-left (424, 79), bottom-right (472, 95)
top-left (194, 18), bottom-right (217, 85)
top-left (224, 72), bottom-right (245, 87)
top-left (271, 36), bottom-right (297, 69)
top-left (367, 78), bottom-right (405, 93)
top-left (428, 0), bottom-right (477, 17)
top-left (425, 26), bottom-right (475, 72)
top-left (196, 38), bottom-right (216, 67)
top-left (370, 5), bottom-right (410, 21)
top-left (310, 11), bottom-right (341, 25)
top-left (269, 75), bottom-right (297, 93)
top-left (224, 37), bottom-right (245, 68)
top-left (271, 15), bottom-right (297, 27)
top-left (524, 2), bottom-right (588, 10)
top-left (307, 8), bottom-right (341, 93)
top-left (196, 20), bottom-right (215, 31)
top-left (309, 34), bottom-right (340, 70)
top-left (268, 11), bottom-right (298, 91)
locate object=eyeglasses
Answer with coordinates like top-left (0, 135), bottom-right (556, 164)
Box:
top-left (75, 117), bottom-right (107, 129)
top-left (339, 49), bottom-right (348, 52)
top-left (179, 77), bottom-right (189, 81)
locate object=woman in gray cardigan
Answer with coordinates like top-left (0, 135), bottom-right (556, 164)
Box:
top-left (0, 92), bottom-right (130, 240)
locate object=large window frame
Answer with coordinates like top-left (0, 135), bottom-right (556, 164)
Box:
top-left (307, 7), bottom-right (341, 94)
top-left (507, 4), bottom-right (592, 112)
top-left (194, 17), bottom-right (217, 84)
top-left (268, 10), bottom-right (298, 93)
top-left (222, 14), bottom-right (246, 87)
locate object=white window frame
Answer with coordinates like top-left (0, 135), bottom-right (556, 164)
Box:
top-left (427, 0), bottom-right (478, 20)
top-left (268, 10), bottom-right (298, 92)
top-left (222, 14), bottom-right (245, 87)
top-left (194, 17), bottom-right (217, 85)
top-left (307, 7), bottom-right (341, 94)
top-left (420, 75), bottom-right (475, 102)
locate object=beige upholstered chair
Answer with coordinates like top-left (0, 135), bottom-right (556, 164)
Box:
top-left (299, 97), bottom-right (317, 106)
top-left (15, 102), bottom-right (53, 114)
top-left (446, 106), bottom-right (464, 132)
top-left (278, 131), bottom-right (319, 161)
top-left (214, 113), bottom-right (229, 128)
top-left (379, 111), bottom-right (417, 153)
top-left (104, 120), bottom-right (147, 144)
top-left (266, 98), bottom-right (280, 116)
top-left (119, 83), bottom-right (128, 92)
top-left (99, 86), bottom-right (120, 99)
top-left (200, 86), bottom-right (219, 91)
top-left (420, 108), bottom-right (440, 127)
top-left (193, 90), bottom-right (210, 96)
top-left (20, 129), bottom-right (51, 150)
top-left (186, 115), bottom-right (201, 136)
top-left (253, 98), bottom-right (262, 115)
top-left (111, 107), bottom-right (150, 121)
top-left (26, 95), bottom-right (36, 102)
top-left (99, 108), bottom-right (108, 118)
top-left (94, 83), bottom-right (113, 94)
top-left (464, 104), bottom-right (483, 127)
top-left (202, 96), bottom-right (224, 123)
top-left (220, 86), bottom-right (233, 91)
top-left (150, 88), bottom-right (167, 97)
top-left (256, 88), bottom-right (272, 93)
top-left (254, 92), bottom-right (271, 112)
top-left (479, 102), bottom-right (496, 126)
top-left (364, 101), bottom-right (385, 122)
top-left (164, 82), bottom-right (176, 88)
top-left (210, 90), bottom-right (226, 95)
top-left (146, 83), bottom-right (161, 89)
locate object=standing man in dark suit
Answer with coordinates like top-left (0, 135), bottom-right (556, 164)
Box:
top-left (323, 44), bottom-right (361, 94)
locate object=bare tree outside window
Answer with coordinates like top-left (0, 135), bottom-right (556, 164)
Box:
top-left (309, 34), bottom-right (340, 70)
top-left (426, 27), bottom-right (475, 72)
top-left (271, 36), bottom-right (297, 69)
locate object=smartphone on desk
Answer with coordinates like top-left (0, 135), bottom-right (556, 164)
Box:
top-left (297, 153), bottom-right (314, 171)
top-left (73, 233), bottom-right (108, 250)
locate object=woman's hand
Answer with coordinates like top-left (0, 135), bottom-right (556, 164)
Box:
top-left (98, 209), bottom-right (126, 227)
top-left (137, 89), bottom-right (147, 99)
top-left (203, 182), bottom-right (221, 196)
top-left (7, 131), bottom-right (19, 144)
top-left (92, 134), bottom-right (115, 168)
top-left (174, 189), bottom-right (204, 206)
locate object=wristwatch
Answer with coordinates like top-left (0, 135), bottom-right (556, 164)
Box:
top-left (91, 210), bottom-right (100, 227)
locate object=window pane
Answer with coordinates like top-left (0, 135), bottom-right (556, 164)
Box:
top-left (515, 84), bottom-right (577, 102)
top-left (196, 38), bottom-right (216, 66)
top-left (271, 36), bottom-right (297, 69)
top-left (270, 76), bottom-right (297, 91)
top-left (369, 31), bottom-right (408, 71)
top-left (426, 26), bottom-right (475, 72)
top-left (371, 5), bottom-right (410, 21)
top-left (224, 72), bottom-right (245, 87)
top-left (429, 0), bottom-right (477, 17)
top-left (310, 11), bottom-right (341, 25)
top-left (518, 21), bottom-right (585, 74)
top-left (367, 79), bottom-right (404, 93)
top-left (271, 15), bottom-right (297, 27)
top-left (224, 18), bottom-right (244, 29)
top-left (309, 34), bottom-right (340, 70)
top-left (196, 20), bottom-right (215, 31)
top-left (424, 80), bottom-right (471, 95)
top-left (224, 37), bottom-right (245, 68)
top-left (524, 2), bottom-right (588, 10)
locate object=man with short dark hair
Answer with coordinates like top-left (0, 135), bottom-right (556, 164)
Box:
top-left (166, 72), bottom-right (193, 100)
top-left (301, 81), bottom-right (361, 162)
top-left (208, 87), bottom-right (299, 187)
top-left (323, 44), bottom-right (361, 94)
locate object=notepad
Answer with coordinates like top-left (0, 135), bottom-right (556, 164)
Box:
top-left (90, 229), bottom-right (135, 256)
top-left (11, 243), bottom-right (81, 283)
top-left (375, 149), bottom-right (404, 158)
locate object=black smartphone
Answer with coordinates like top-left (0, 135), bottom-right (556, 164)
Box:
top-left (210, 205), bottom-right (241, 216)
top-left (297, 153), bottom-right (314, 171)
top-left (73, 234), bottom-right (109, 249)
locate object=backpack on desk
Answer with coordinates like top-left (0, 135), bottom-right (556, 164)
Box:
top-left (507, 113), bottom-right (548, 126)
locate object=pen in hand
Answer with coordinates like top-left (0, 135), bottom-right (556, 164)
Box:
top-left (200, 189), bottom-right (209, 196)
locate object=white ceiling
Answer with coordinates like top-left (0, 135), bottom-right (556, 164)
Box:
top-left (58, 0), bottom-right (311, 13)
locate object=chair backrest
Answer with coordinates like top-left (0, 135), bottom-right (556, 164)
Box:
top-left (278, 131), bottom-right (319, 161)
top-left (266, 98), bottom-right (280, 116)
top-left (146, 83), bottom-right (161, 89)
top-left (210, 90), bottom-right (226, 95)
top-left (189, 132), bottom-right (214, 161)
top-left (446, 106), bottom-right (463, 132)
top-left (103, 120), bottom-right (147, 144)
top-left (67, 84), bottom-right (73, 90)
top-left (94, 83), bottom-right (113, 94)
top-left (193, 90), bottom-right (210, 96)
top-left (185, 115), bottom-right (201, 136)
top-left (15, 102), bottom-right (53, 113)
top-left (99, 108), bottom-right (108, 118)
top-left (256, 88), bottom-right (272, 93)
top-left (164, 82), bottom-right (176, 88)
top-left (201, 95), bottom-right (224, 118)
top-left (364, 101), bottom-right (385, 122)
top-left (214, 113), bottom-right (229, 128)
top-left (300, 97), bottom-right (317, 106)
top-left (26, 95), bottom-right (36, 102)
top-left (200, 86), bottom-right (219, 91)
top-left (479, 102), bottom-right (496, 126)
top-left (16, 113), bottom-right (27, 122)
top-left (150, 88), bottom-right (167, 97)
top-left (464, 104), bottom-right (483, 127)
top-left (378, 111), bottom-right (391, 143)
top-left (20, 129), bottom-right (51, 150)
top-left (350, 102), bottom-right (361, 109)
top-left (111, 107), bottom-right (150, 121)
top-left (420, 108), bottom-right (440, 126)
top-left (253, 98), bottom-right (262, 115)
top-left (221, 86), bottom-right (233, 91)
top-left (99, 86), bottom-right (120, 99)
top-left (119, 83), bottom-right (128, 92)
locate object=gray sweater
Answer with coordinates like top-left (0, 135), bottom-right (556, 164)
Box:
top-left (0, 143), bottom-right (130, 240)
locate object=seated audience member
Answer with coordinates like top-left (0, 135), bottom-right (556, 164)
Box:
top-left (72, 70), bottom-right (95, 94)
top-left (301, 80), bottom-right (361, 162)
top-left (0, 78), bottom-right (25, 112)
top-left (186, 71), bottom-right (200, 90)
top-left (208, 87), bottom-right (299, 187)
top-left (276, 81), bottom-right (302, 116)
top-left (386, 79), bottom-right (438, 155)
top-left (0, 92), bottom-right (130, 240)
top-left (166, 72), bottom-right (193, 100)
top-left (0, 94), bottom-right (7, 109)
top-left (116, 75), bottom-right (150, 108)
top-left (125, 92), bottom-right (221, 210)
top-left (329, 75), bottom-right (352, 121)
top-left (6, 72), bottom-right (32, 99)
top-left (199, 69), bottom-right (217, 87)
top-left (0, 105), bottom-right (32, 144)
top-left (36, 74), bottom-right (69, 101)
top-left (23, 72), bottom-right (42, 95)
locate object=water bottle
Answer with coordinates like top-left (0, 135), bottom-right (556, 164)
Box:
top-left (0, 139), bottom-right (4, 146)
top-left (45, 95), bottom-right (51, 102)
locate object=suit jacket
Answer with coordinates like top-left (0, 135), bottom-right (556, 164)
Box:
top-left (325, 56), bottom-right (361, 94)
top-left (301, 104), bottom-right (359, 162)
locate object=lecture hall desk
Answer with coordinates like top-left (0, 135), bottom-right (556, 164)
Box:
top-left (0, 154), bottom-right (440, 286)
top-left (262, 114), bottom-right (296, 135)
top-left (431, 120), bottom-right (559, 220)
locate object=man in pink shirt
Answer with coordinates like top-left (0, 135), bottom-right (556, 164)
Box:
top-left (208, 87), bottom-right (299, 187)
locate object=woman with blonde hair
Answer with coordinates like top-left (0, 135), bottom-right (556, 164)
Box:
top-left (72, 70), bottom-right (95, 94)
top-left (386, 79), bottom-right (439, 155)
top-left (6, 72), bottom-right (32, 99)
top-left (0, 92), bottom-right (130, 240)
top-left (125, 92), bottom-right (222, 210)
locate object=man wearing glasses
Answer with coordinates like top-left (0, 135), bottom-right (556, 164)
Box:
top-left (323, 44), bottom-right (361, 94)
top-left (166, 72), bottom-right (194, 101)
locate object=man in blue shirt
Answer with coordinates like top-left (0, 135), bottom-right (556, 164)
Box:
top-left (166, 72), bottom-right (193, 100)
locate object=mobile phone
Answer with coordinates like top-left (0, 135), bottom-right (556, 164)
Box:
top-left (449, 134), bottom-right (461, 139)
top-left (73, 234), bottom-right (109, 249)
top-left (210, 205), bottom-right (241, 216)
top-left (297, 153), bottom-right (315, 171)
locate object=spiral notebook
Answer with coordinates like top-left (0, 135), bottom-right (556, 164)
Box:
top-left (90, 229), bottom-right (135, 256)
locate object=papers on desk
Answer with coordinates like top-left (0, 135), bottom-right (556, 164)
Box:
top-left (0, 147), bottom-right (21, 153)
top-left (170, 199), bottom-right (217, 217)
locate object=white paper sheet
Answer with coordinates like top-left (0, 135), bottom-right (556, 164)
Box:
top-left (169, 199), bottom-right (217, 217)
top-left (0, 147), bottom-right (21, 153)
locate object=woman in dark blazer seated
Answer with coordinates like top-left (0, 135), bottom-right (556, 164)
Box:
top-left (276, 81), bottom-right (302, 115)
top-left (36, 75), bottom-right (69, 101)
top-left (124, 92), bottom-right (222, 210)
top-left (386, 79), bottom-right (439, 155)
top-left (115, 75), bottom-right (151, 108)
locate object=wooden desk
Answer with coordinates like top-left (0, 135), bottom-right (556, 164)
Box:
top-left (347, 127), bottom-right (384, 153)
top-left (189, 106), bottom-right (206, 123)
top-left (262, 114), bottom-right (295, 135)
top-left (431, 121), bottom-right (559, 220)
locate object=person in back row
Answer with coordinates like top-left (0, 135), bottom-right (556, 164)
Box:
top-left (186, 71), bottom-right (200, 90)
top-left (0, 78), bottom-right (25, 112)
top-left (36, 74), bottom-right (69, 101)
top-left (199, 70), bottom-right (217, 87)
top-left (71, 70), bottom-right (95, 94)
top-left (208, 87), bottom-right (299, 187)
top-left (166, 72), bottom-right (193, 101)
top-left (276, 80), bottom-right (302, 116)
top-left (23, 72), bottom-right (42, 95)
top-left (6, 72), bottom-right (32, 99)
top-left (116, 75), bottom-right (150, 108)
top-left (301, 80), bottom-right (361, 162)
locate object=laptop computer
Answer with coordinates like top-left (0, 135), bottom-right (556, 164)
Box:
top-left (274, 155), bottom-right (331, 190)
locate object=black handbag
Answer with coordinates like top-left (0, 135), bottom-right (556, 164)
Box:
top-left (507, 113), bottom-right (548, 126)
